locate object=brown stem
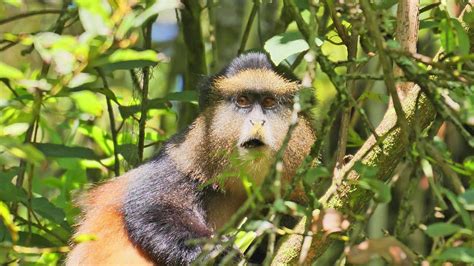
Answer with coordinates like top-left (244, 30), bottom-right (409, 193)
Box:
top-left (0, 9), bottom-right (63, 25)
top-left (394, 0), bottom-right (419, 100)
top-left (137, 19), bottom-right (154, 163)
top-left (97, 68), bottom-right (120, 176)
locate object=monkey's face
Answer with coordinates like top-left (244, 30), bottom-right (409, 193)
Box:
top-left (210, 69), bottom-right (298, 160)
top-left (232, 92), bottom-right (292, 154)
top-left (208, 90), bottom-right (293, 190)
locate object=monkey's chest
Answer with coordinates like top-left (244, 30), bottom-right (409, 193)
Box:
top-left (205, 153), bottom-right (272, 229)
top-left (205, 190), bottom-right (247, 230)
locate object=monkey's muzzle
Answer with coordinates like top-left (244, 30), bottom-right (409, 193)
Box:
top-left (240, 138), bottom-right (265, 149)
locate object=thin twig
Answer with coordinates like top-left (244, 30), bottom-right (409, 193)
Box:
top-left (237, 0), bottom-right (259, 55)
top-left (335, 28), bottom-right (359, 170)
top-left (97, 68), bottom-right (120, 176)
top-left (15, 216), bottom-right (68, 245)
top-left (0, 9), bottom-right (63, 25)
top-left (137, 19), bottom-right (154, 163)
top-left (323, 0), bottom-right (349, 45)
top-left (1, 80), bottom-right (24, 104)
top-left (0, 41), bottom-right (19, 52)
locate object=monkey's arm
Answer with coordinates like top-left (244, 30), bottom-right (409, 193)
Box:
top-left (122, 157), bottom-right (212, 265)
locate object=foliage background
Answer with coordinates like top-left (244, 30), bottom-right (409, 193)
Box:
top-left (0, 0), bottom-right (473, 265)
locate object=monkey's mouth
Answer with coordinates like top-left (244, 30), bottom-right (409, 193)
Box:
top-left (241, 138), bottom-right (265, 149)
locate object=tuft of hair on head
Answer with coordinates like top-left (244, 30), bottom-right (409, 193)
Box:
top-left (199, 52), bottom-right (301, 109)
top-left (223, 52), bottom-right (273, 77)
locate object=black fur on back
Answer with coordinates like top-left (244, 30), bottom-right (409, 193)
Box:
top-left (123, 150), bottom-right (212, 265)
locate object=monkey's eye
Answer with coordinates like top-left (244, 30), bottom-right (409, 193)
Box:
top-left (235, 95), bottom-right (252, 108)
top-left (261, 96), bottom-right (277, 109)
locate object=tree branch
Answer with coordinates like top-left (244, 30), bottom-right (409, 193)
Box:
top-left (179, 0), bottom-right (207, 129)
top-left (360, 0), bottom-right (409, 142)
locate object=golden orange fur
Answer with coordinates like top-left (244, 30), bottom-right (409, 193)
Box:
top-left (213, 69), bottom-right (299, 96)
top-left (66, 174), bottom-right (154, 266)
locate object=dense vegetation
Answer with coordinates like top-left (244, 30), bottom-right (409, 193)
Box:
top-left (0, 0), bottom-right (473, 264)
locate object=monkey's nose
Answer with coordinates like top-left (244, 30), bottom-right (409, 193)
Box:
top-left (249, 119), bottom-right (266, 126)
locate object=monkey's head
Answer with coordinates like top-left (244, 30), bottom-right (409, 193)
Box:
top-left (200, 53), bottom-right (302, 158)
top-left (168, 52), bottom-right (315, 188)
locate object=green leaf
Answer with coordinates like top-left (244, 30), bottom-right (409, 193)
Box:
top-left (117, 144), bottom-right (139, 166)
top-left (0, 168), bottom-right (18, 180)
top-left (31, 197), bottom-right (67, 226)
top-left (0, 62), bottom-right (24, 80)
top-left (463, 10), bottom-right (474, 27)
top-left (0, 137), bottom-right (45, 163)
top-left (119, 98), bottom-right (169, 119)
top-left (73, 233), bottom-right (97, 243)
top-left (76, 0), bottom-right (112, 36)
top-left (439, 18), bottom-right (471, 55)
top-left (264, 31), bottom-right (309, 65)
top-left (437, 247), bottom-right (474, 263)
top-left (358, 178), bottom-right (392, 203)
top-left (71, 91), bottom-right (103, 116)
top-left (2, 0), bottom-right (22, 7)
top-left (273, 199), bottom-right (287, 213)
top-left (353, 161), bottom-right (378, 179)
top-left (0, 201), bottom-right (18, 242)
top-left (116, 13), bottom-right (137, 39)
top-left (234, 230), bottom-right (257, 253)
top-left (463, 156), bottom-right (474, 172)
top-left (452, 19), bottom-right (470, 55)
top-left (134, 0), bottom-right (182, 27)
top-left (425, 222), bottom-right (461, 238)
top-left (34, 143), bottom-right (99, 160)
top-left (440, 18), bottom-right (455, 54)
top-left (165, 91), bottom-right (199, 103)
top-left (18, 231), bottom-right (56, 247)
top-left (347, 128), bottom-right (365, 148)
top-left (68, 86), bottom-right (118, 103)
top-left (1, 123), bottom-right (29, 136)
top-left (77, 125), bottom-right (113, 156)
top-left (420, 19), bottom-right (438, 29)
top-left (304, 166), bottom-right (330, 184)
top-left (441, 188), bottom-right (473, 229)
top-left (67, 73), bottom-right (97, 88)
top-left (284, 201), bottom-right (306, 216)
top-left (92, 49), bottom-right (159, 71)
top-left (0, 179), bottom-right (28, 203)
top-left (459, 189), bottom-right (474, 211)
